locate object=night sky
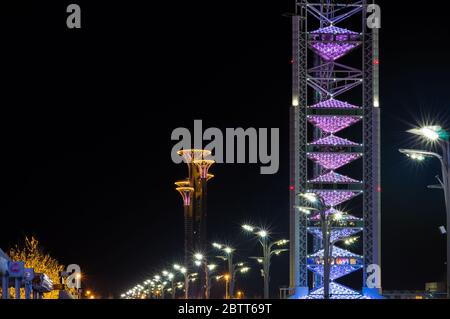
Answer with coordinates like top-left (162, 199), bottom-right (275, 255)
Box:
top-left (1, 1), bottom-right (450, 298)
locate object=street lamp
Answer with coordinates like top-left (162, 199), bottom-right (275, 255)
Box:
top-left (162, 270), bottom-right (176, 299)
top-left (212, 243), bottom-right (237, 298)
top-left (218, 274), bottom-right (231, 299)
top-left (194, 253), bottom-right (215, 299)
top-left (242, 225), bottom-right (289, 299)
top-left (400, 125), bottom-right (450, 298)
top-left (152, 275), bottom-right (167, 299)
top-left (173, 263), bottom-right (197, 299)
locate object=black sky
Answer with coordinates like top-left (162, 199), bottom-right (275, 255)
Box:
top-left (1, 1), bottom-right (450, 298)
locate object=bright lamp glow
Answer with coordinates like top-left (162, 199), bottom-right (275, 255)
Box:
top-left (224, 247), bottom-right (233, 254)
top-left (194, 253), bottom-right (204, 261)
top-left (296, 206), bottom-right (314, 215)
top-left (420, 126), bottom-right (441, 141)
top-left (212, 243), bottom-right (223, 249)
top-left (242, 225), bottom-right (255, 232)
top-left (301, 193), bottom-right (318, 203)
top-left (258, 230), bottom-right (268, 238)
top-left (407, 153), bottom-right (425, 161)
top-left (408, 126), bottom-right (442, 141)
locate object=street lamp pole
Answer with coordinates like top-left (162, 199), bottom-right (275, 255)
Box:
top-left (174, 264), bottom-right (194, 299)
top-left (400, 125), bottom-right (450, 298)
top-left (212, 243), bottom-right (236, 298)
top-left (242, 225), bottom-right (288, 299)
top-left (225, 274), bottom-right (230, 299)
top-left (261, 236), bottom-right (270, 299)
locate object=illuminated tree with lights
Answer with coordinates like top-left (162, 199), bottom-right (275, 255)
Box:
top-left (9, 236), bottom-right (64, 299)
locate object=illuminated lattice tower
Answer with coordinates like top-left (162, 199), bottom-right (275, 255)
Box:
top-left (176, 150), bottom-right (215, 299)
top-left (289, 0), bottom-right (381, 299)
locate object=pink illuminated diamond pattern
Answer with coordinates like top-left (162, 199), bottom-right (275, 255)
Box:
top-left (308, 228), bottom-right (363, 243)
top-left (309, 208), bottom-right (361, 222)
top-left (310, 135), bottom-right (359, 147)
top-left (315, 190), bottom-right (362, 207)
top-left (307, 153), bottom-right (362, 170)
top-left (311, 26), bottom-right (359, 37)
top-left (309, 98), bottom-right (360, 109)
top-left (310, 171), bottom-right (360, 184)
top-left (308, 116), bottom-right (362, 134)
top-left (310, 26), bottom-right (361, 61)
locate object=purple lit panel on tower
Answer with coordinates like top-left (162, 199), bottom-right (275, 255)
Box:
top-left (311, 26), bottom-right (359, 36)
top-left (310, 26), bottom-right (361, 61)
top-left (307, 265), bottom-right (363, 281)
top-left (309, 208), bottom-right (362, 222)
top-left (309, 98), bottom-right (360, 109)
top-left (303, 282), bottom-right (370, 299)
top-left (309, 246), bottom-right (362, 259)
top-left (308, 228), bottom-right (362, 243)
top-left (310, 43), bottom-right (360, 61)
top-left (310, 171), bottom-right (360, 184)
top-left (307, 153), bottom-right (362, 170)
top-left (308, 116), bottom-right (362, 134)
top-left (315, 190), bottom-right (362, 207)
top-left (310, 135), bottom-right (359, 147)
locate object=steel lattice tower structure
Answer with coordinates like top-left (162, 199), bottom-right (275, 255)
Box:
top-left (289, 0), bottom-right (381, 298)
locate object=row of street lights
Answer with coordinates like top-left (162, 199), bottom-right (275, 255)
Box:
top-left (121, 223), bottom-right (288, 299)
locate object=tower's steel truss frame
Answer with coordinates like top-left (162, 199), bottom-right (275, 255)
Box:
top-left (290, 0), bottom-right (381, 298)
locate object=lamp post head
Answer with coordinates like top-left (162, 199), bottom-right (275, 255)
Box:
top-left (275, 239), bottom-right (289, 246)
top-left (194, 253), bottom-right (204, 261)
top-left (224, 247), bottom-right (234, 254)
top-left (240, 267), bottom-right (250, 274)
top-left (300, 192), bottom-right (319, 203)
top-left (208, 264), bottom-right (217, 271)
top-left (399, 149), bottom-right (438, 161)
top-left (294, 206), bottom-right (319, 215)
top-left (344, 237), bottom-right (359, 245)
top-left (407, 126), bottom-right (443, 141)
top-left (257, 230), bottom-right (268, 238)
top-left (242, 224), bottom-right (255, 232)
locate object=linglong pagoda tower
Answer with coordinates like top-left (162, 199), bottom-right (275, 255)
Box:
top-left (289, 0), bottom-right (381, 299)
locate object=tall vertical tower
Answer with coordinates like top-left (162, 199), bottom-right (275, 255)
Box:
top-left (176, 150), bottom-right (215, 299)
top-left (290, 0), bottom-right (381, 299)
